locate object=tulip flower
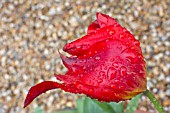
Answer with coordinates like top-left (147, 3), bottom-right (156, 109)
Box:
top-left (24, 12), bottom-right (147, 108)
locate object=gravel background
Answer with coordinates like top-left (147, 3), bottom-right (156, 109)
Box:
top-left (0, 0), bottom-right (170, 113)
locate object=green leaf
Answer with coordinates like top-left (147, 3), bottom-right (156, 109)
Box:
top-left (108, 102), bottom-right (124, 113)
top-left (34, 107), bottom-right (44, 113)
top-left (92, 100), bottom-right (116, 113)
top-left (84, 97), bottom-right (115, 113)
top-left (53, 110), bottom-right (78, 113)
top-left (126, 94), bottom-right (142, 113)
top-left (76, 98), bottom-right (85, 113)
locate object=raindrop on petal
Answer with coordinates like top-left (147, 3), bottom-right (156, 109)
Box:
top-left (97, 78), bottom-right (103, 83)
top-left (112, 62), bottom-right (119, 68)
top-left (89, 89), bottom-right (94, 94)
top-left (99, 71), bottom-right (106, 77)
top-left (134, 40), bottom-right (140, 46)
top-left (107, 67), bottom-right (117, 80)
top-left (109, 30), bottom-right (115, 35)
top-left (120, 66), bottom-right (127, 76)
top-left (111, 84), bottom-right (117, 89)
top-left (95, 56), bottom-right (101, 60)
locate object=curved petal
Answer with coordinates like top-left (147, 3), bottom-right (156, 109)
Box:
top-left (96, 12), bottom-right (120, 28)
top-left (24, 81), bottom-right (58, 108)
top-left (87, 20), bottom-right (100, 34)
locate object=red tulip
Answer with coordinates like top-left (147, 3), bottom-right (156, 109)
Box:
top-left (24, 12), bottom-right (146, 108)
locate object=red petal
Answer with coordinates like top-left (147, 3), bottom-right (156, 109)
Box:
top-left (24, 81), bottom-right (80, 108)
top-left (24, 81), bottom-right (57, 108)
top-left (96, 12), bottom-right (120, 28)
top-left (87, 20), bottom-right (100, 34)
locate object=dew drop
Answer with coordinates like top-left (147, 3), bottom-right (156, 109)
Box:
top-left (119, 84), bottom-right (125, 89)
top-left (115, 93), bottom-right (120, 97)
top-left (112, 62), bottom-right (119, 68)
top-left (107, 67), bottom-right (117, 80)
top-left (99, 71), bottom-right (106, 77)
top-left (120, 66), bottom-right (127, 76)
top-left (119, 34), bottom-right (125, 39)
top-left (111, 84), bottom-right (117, 89)
top-left (126, 42), bottom-right (130, 46)
top-left (89, 89), bottom-right (94, 94)
top-left (127, 53), bottom-right (138, 63)
top-left (109, 30), bottom-right (115, 35)
top-left (76, 45), bottom-right (81, 49)
top-left (134, 40), bottom-right (140, 46)
top-left (128, 36), bottom-right (134, 41)
top-left (79, 74), bottom-right (83, 77)
top-left (139, 70), bottom-right (145, 74)
top-left (123, 49), bottom-right (138, 63)
top-left (97, 78), bottom-right (103, 83)
top-left (114, 23), bottom-right (119, 27)
top-left (110, 58), bottom-right (115, 62)
top-left (131, 46), bottom-right (135, 50)
top-left (95, 56), bottom-right (101, 60)
top-left (115, 79), bottom-right (120, 84)
top-left (83, 59), bottom-right (87, 63)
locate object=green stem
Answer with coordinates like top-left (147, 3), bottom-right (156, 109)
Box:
top-left (143, 90), bottom-right (164, 113)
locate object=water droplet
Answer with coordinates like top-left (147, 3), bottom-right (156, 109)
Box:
top-left (83, 66), bottom-right (86, 70)
top-left (128, 36), bottom-right (133, 41)
top-left (110, 58), bottom-right (115, 62)
top-left (123, 28), bottom-right (129, 33)
top-left (134, 40), bottom-right (140, 46)
top-left (107, 67), bottom-right (116, 80)
top-left (83, 59), bottom-right (87, 63)
top-left (139, 70), bottom-right (145, 74)
top-left (131, 46), bottom-right (134, 50)
top-left (115, 79), bottom-right (120, 84)
top-left (127, 54), bottom-right (138, 63)
top-left (123, 49), bottom-right (138, 63)
top-left (79, 74), bottom-right (83, 77)
top-left (119, 84), bottom-right (125, 89)
top-left (89, 89), bottom-right (94, 94)
top-left (95, 56), bottom-right (101, 60)
top-left (109, 30), bottom-right (115, 35)
top-left (126, 42), bottom-right (130, 46)
top-left (112, 62), bottom-right (119, 68)
top-left (111, 84), bottom-right (117, 89)
top-left (119, 34), bottom-right (125, 39)
top-left (99, 71), bottom-right (106, 77)
top-left (76, 45), bottom-right (81, 49)
top-left (104, 66), bottom-right (108, 70)
top-left (114, 93), bottom-right (120, 97)
top-left (97, 78), bottom-right (103, 83)
top-left (120, 66), bottom-right (127, 76)
top-left (114, 23), bottom-right (119, 27)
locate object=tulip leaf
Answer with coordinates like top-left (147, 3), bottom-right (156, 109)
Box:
top-left (53, 110), bottom-right (78, 113)
top-left (34, 107), bottom-right (44, 113)
top-left (92, 100), bottom-right (116, 113)
top-left (84, 97), bottom-right (115, 113)
top-left (126, 94), bottom-right (142, 113)
top-left (76, 98), bottom-right (85, 113)
top-left (108, 102), bottom-right (124, 113)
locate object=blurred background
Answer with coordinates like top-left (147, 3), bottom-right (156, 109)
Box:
top-left (0, 0), bottom-right (169, 113)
